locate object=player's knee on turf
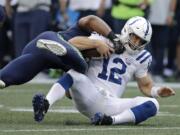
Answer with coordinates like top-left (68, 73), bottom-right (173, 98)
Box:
top-left (131, 97), bottom-right (159, 124)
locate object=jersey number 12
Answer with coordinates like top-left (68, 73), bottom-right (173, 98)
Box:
top-left (98, 58), bottom-right (127, 85)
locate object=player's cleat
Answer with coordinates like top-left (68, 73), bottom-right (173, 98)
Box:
top-left (91, 112), bottom-right (113, 125)
top-left (32, 93), bottom-right (49, 122)
top-left (37, 39), bottom-right (67, 56)
top-left (0, 80), bottom-right (6, 89)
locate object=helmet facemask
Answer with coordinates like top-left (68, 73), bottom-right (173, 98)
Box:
top-left (120, 16), bottom-right (152, 55)
top-left (122, 32), bottom-right (148, 55)
top-left (128, 33), bottom-right (147, 51)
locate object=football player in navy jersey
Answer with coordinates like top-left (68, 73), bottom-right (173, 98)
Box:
top-left (0, 15), bottom-right (124, 88)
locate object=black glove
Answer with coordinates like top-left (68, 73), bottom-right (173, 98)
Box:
top-left (107, 31), bottom-right (125, 54)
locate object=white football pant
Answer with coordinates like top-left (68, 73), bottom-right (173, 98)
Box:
top-left (68, 70), bottom-right (159, 118)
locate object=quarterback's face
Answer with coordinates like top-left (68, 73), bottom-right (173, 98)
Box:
top-left (129, 33), bottom-right (146, 50)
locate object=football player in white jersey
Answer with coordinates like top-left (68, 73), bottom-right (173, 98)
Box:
top-left (32, 16), bottom-right (175, 125)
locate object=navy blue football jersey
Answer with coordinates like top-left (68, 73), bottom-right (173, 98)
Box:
top-left (58, 23), bottom-right (91, 41)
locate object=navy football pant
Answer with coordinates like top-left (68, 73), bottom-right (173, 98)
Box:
top-left (0, 31), bottom-right (88, 86)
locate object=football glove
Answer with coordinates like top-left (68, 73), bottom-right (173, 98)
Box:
top-left (107, 31), bottom-right (125, 54)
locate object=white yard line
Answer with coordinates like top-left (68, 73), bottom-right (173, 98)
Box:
top-left (10, 107), bottom-right (180, 117)
top-left (158, 113), bottom-right (180, 117)
top-left (3, 107), bottom-right (180, 133)
top-left (1, 127), bottom-right (180, 133)
top-left (127, 82), bottom-right (180, 89)
top-left (28, 78), bottom-right (180, 89)
top-left (10, 108), bottom-right (79, 113)
top-left (161, 105), bottom-right (180, 108)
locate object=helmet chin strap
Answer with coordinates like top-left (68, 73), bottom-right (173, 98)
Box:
top-left (124, 43), bottom-right (141, 55)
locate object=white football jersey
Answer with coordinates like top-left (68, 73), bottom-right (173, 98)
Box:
top-left (86, 33), bottom-right (152, 97)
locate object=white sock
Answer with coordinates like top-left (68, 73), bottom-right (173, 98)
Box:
top-left (46, 83), bottom-right (65, 107)
top-left (111, 109), bottom-right (136, 125)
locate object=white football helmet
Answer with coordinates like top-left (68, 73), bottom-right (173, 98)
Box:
top-left (120, 16), bottom-right (152, 55)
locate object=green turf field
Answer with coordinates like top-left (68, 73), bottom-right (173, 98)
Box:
top-left (0, 83), bottom-right (179, 135)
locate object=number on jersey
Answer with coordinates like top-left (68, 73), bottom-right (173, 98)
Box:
top-left (98, 58), bottom-right (127, 85)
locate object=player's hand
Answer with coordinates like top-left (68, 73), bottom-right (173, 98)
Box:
top-left (96, 41), bottom-right (114, 58)
top-left (107, 31), bottom-right (125, 54)
top-left (158, 87), bottom-right (175, 97)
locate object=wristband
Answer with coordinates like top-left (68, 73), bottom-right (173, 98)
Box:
top-left (151, 86), bottom-right (160, 98)
top-left (107, 31), bottom-right (116, 41)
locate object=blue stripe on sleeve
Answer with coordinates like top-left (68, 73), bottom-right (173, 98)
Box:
top-left (136, 51), bottom-right (148, 61)
top-left (140, 54), bottom-right (151, 64)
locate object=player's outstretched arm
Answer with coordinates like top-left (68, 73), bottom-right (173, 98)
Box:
top-left (78, 15), bottom-right (111, 37)
top-left (78, 15), bottom-right (124, 54)
top-left (137, 74), bottom-right (175, 98)
top-left (69, 36), bottom-right (114, 58)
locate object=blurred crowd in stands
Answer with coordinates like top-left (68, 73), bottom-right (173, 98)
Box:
top-left (0, 0), bottom-right (180, 82)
